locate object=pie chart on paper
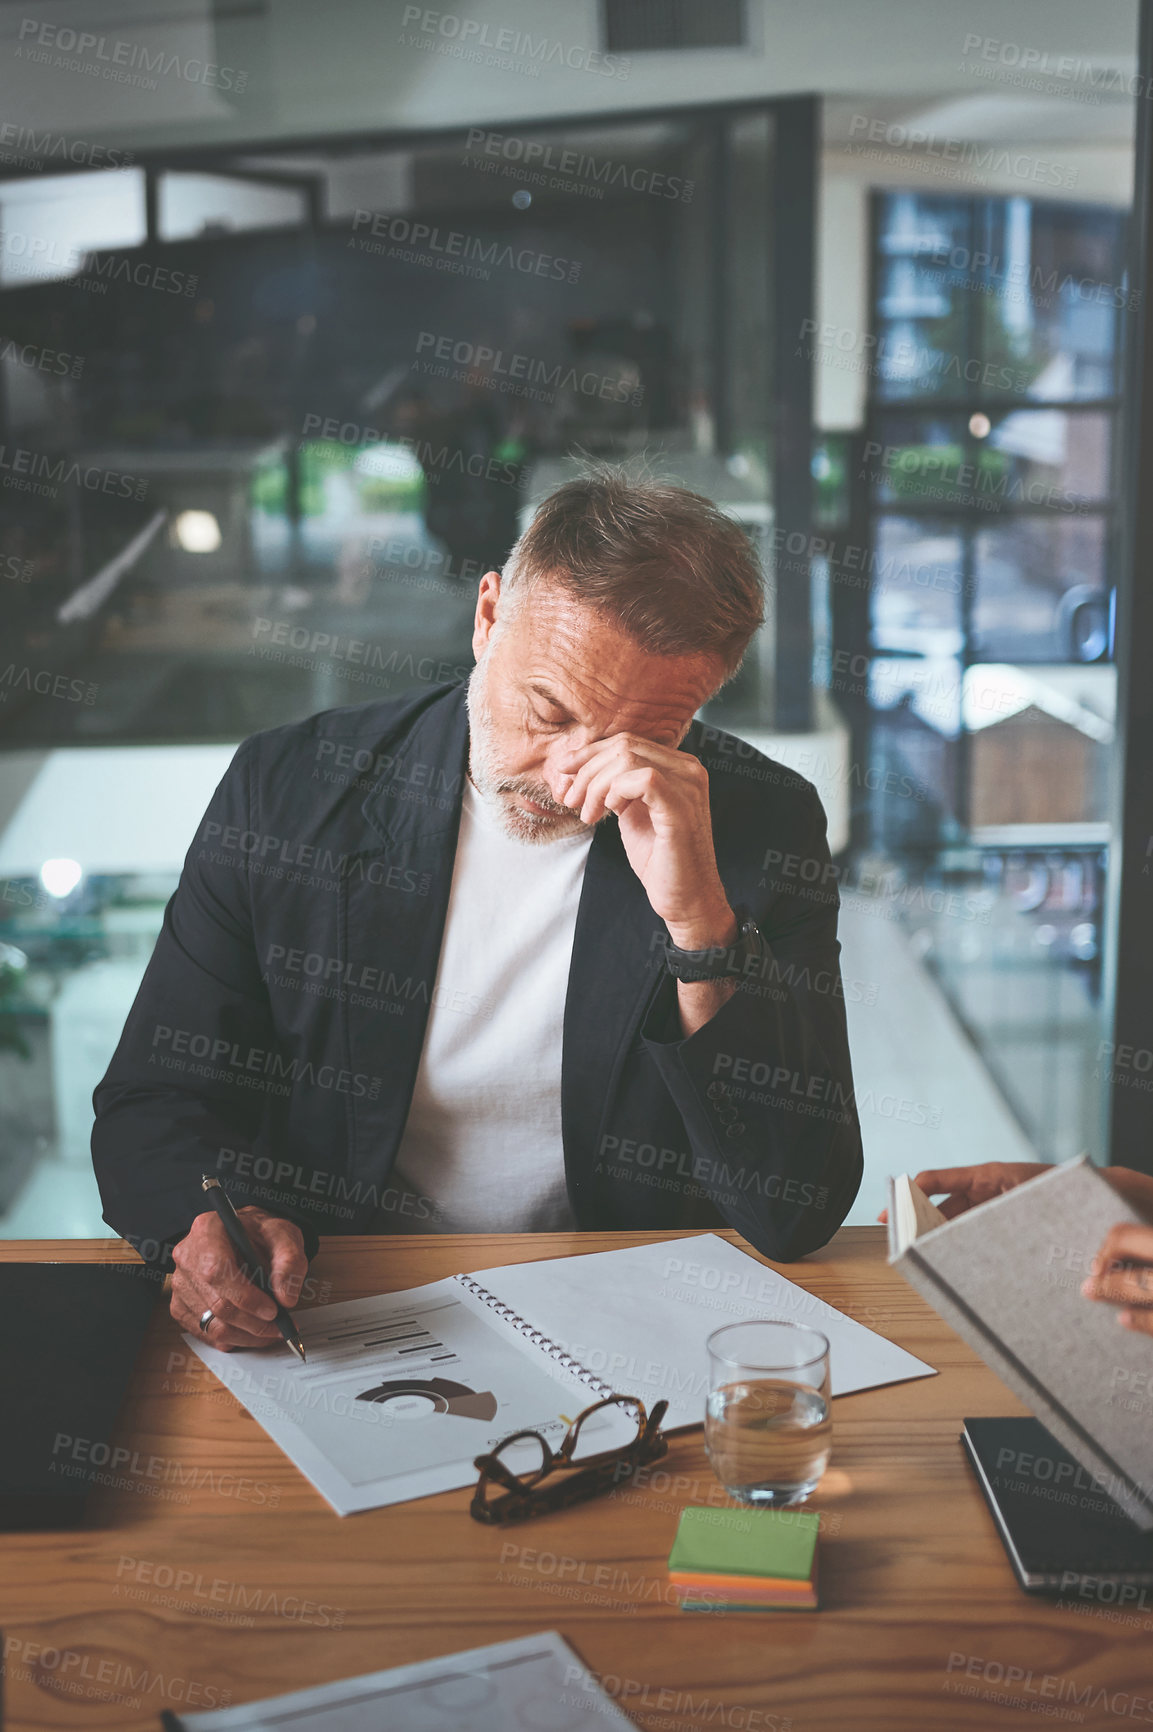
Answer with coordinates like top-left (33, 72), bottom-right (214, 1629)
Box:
top-left (355, 1376), bottom-right (499, 1422)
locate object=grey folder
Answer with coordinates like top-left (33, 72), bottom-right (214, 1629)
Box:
top-left (888, 1158), bottom-right (1153, 1531)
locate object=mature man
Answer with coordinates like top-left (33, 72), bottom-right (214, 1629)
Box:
top-left (93, 475), bottom-right (862, 1351)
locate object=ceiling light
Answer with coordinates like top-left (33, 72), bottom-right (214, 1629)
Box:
top-left (174, 510), bottom-right (222, 553)
top-left (40, 858), bottom-right (83, 898)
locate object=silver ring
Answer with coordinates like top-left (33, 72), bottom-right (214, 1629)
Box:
top-left (199, 1308), bottom-right (216, 1334)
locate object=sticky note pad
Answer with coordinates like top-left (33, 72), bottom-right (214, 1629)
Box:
top-left (668, 1507), bottom-right (820, 1610)
top-left (668, 1506), bottom-right (820, 1583)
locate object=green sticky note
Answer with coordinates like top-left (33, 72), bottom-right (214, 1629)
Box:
top-left (668, 1506), bottom-right (819, 1582)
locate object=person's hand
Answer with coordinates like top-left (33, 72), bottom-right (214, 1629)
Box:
top-left (1082, 1224), bottom-right (1153, 1336)
top-left (877, 1162), bottom-right (1051, 1223)
top-left (169, 1206), bottom-right (307, 1351)
top-left (555, 735), bottom-right (735, 949)
top-left (1100, 1167), bottom-right (1153, 1218)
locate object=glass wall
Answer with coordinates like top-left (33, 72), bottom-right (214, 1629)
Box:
top-left (831, 188), bottom-right (1127, 1171)
top-left (0, 104), bottom-right (779, 1230)
top-left (0, 111), bottom-right (777, 750)
top-left (0, 0), bottom-right (1143, 1235)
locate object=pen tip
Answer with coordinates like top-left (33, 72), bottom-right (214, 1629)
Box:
top-left (292, 1340), bottom-right (307, 1363)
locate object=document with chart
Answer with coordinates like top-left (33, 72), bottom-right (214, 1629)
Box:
top-left (183, 1275), bottom-right (626, 1514)
top-left (184, 1233), bottom-right (933, 1513)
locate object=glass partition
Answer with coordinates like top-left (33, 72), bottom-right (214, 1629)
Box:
top-left (0, 100), bottom-right (781, 1231)
top-left (857, 188), bottom-right (1126, 1169)
top-left (0, 106), bottom-right (777, 751)
top-left (0, 0), bottom-right (1144, 1236)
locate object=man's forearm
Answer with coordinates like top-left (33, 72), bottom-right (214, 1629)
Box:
top-left (667, 904), bottom-right (739, 1038)
top-left (639, 967), bottom-right (862, 1260)
top-left (675, 975), bottom-right (738, 1037)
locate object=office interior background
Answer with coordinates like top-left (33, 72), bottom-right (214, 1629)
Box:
top-left (0, 0), bottom-right (1148, 1237)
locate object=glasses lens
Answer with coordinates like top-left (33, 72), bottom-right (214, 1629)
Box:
top-left (484, 1429), bottom-right (550, 1490)
top-left (566, 1396), bottom-right (643, 1464)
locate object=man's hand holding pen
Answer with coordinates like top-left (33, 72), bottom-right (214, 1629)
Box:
top-left (169, 1205), bottom-right (307, 1352)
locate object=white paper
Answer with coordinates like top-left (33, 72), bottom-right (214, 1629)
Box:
top-left (175, 1631), bottom-right (635, 1730)
top-left (183, 1278), bottom-right (624, 1515)
top-left (185, 1234), bottom-right (934, 1512)
top-left (474, 1232), bottom-right (936, 1428)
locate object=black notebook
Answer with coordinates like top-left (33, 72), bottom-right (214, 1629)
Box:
top-left (0, 1262), bottom-right (160, 1530)
top-left (963, 1417), bottom-right (1153, 1594)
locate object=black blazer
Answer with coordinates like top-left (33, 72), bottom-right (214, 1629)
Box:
top-left (92, 682), bottom-right (862, 1265)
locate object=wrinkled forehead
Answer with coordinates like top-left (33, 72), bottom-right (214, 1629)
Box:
top-left (493, 587), bottom-right (722, 739)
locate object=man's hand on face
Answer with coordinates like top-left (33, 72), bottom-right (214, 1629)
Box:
top-left (169, 1206), bottom-right (308, 1351)
top-left (556, 733), bottom-right (736, 949)
top-left (1082, 1224), bottom-right (1153, 1336)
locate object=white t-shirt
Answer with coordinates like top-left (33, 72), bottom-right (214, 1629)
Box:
top-left (389, 777), bottom-right (593, 1233)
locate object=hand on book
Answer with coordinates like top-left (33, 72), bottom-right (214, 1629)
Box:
top-left (879, 1163), bottom-right (1153, 1227)
top-left (877, 1162), bottom-right (1050, 1223)
top-left (1100, 1166), bottom-right (1153, 1217)
top-left (1082, 1223), bottom-right (1153, 1336)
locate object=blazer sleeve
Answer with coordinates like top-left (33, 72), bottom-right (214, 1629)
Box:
top-left (90, 737), bottom-right (319, 1268)
top-left (638, 786), bottom-right (863, 1261)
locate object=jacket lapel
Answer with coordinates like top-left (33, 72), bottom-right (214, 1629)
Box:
top-left (561, 815), bottom-right (667, 1222)
top-left (560, 719), bottom-right (722, 1224)
top-left (338, 686), bottom-right (469, 1196)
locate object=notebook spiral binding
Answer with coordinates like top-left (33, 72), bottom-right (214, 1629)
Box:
top-left (454, 1273), bottom-right (615, 1401)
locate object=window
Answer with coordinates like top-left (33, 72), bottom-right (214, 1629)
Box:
top-left (159, 172), bottom-right (309, 241)
top-left (0, 170), bottom-right (146, 288)
top-left (602, 0), bottom-right (747, 52)
top-left (858, 189), bottom-right (1125, 1162)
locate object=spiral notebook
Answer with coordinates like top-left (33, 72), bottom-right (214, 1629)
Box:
top-left (184, 1232), bottom-right (932, 1514)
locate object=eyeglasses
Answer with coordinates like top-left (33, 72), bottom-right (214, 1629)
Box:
top-left (470, 1393), bottom-right (669, 1525)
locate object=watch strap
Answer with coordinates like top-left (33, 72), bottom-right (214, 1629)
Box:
top-left (663, 915), bottom-right (764, 983)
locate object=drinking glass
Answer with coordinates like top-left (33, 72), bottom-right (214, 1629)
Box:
top-left (705, 1320), bottom-right (831, 1506)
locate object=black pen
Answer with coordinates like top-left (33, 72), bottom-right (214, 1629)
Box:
top-left (200, 1175), bottom-right (307, 1362)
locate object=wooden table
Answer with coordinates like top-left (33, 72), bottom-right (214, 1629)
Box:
top-left (1, 1228), bottom-right (1148, 1731)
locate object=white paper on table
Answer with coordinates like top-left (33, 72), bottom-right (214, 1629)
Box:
top-left (473, 1231), bottom-right (936, 1427)
top-left (175, 1631), bottom-right (635, 1730)
top-left (184, 1232), bottom-right (935, 1512)
top-left (183, 1277), bottom-right (633, 1515)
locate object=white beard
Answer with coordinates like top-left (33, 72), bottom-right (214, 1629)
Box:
top-left (465, 656), bottom-right (593, 846)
